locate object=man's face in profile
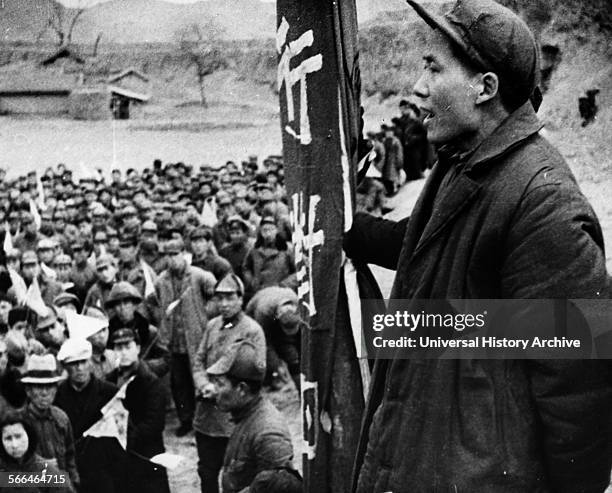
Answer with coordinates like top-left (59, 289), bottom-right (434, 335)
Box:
top-left (412, 31), bottom-right (481, 147)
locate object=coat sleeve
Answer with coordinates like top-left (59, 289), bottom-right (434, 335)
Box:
top-left (501, 178), bottom-right (612, 492)
top-left (192, 325), bottom-right (211, 391)
top-left (343, 212), bottom-right (409, 270)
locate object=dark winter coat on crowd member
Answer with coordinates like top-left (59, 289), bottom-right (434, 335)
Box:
top-left (346, 102), bottom-right (612, 493)
top-left (54, 376), bottom-right (124, 493)
top-left (108, 313), bottom-right (170, 377)
top-left (221, 395), bottom-right (294, 493)
top-left (191, 251), bottom-right (232, 282)
top-left (22, 403), bottom-right (79, 490)
top-left (107, 361), bottom-right (170, 493)
top-left (118, 260), bottom-right (158, 301)
top-left (83, 280), bottom-right (114, 312)
top-left (70, 262), bottom-right (96, 305)
top-left (219, 238), bottom-right (254, 280)
top-left (153, 265), bottom-right (216, 374)
top-left (242, 237), bottom-right (296, 300)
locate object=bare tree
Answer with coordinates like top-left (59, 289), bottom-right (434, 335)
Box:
top-left (177, 20), bottom-right (228, 107)
top-left (44, 0), bottom-right (85, 47)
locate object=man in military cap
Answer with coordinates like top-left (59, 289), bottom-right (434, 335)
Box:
top-left (36, 238), bottom-right (59, 279)
top-left (117, 233), bottom-right (158, 300)
top-left (192, 274), bottom-right (265, 493)
top-left (345, 0), bottom-right (612, 490)
top-left (13, 212), bottom-right (40, 252)
top-left (19, 250), bottom-right (63, 306)
top-left (34, 307), bottom-right (65, 354)
top-left (83, 254), bottom-right (117, 311)
top-left (106, 282), bottom-right (169, 377)
top-left (212, 193), bottom-right (235, 250)
top-left (70, 240), bottom-right (96, 305)
top-left (107, 328), bottom-right (170, 493)
top-left (190, 226), bottom-right (232, 281)
top-left (207, 339), bottom-right (293, 493)
top-left (232, 190), bottom-right (260, 237)
top-left (55, 338), bottom-right (123, 493)
top-left (141, 220), bottom-right (159, 243)
top-left (152, 238), bottom-right (217, 437)
top-left (219, 216), bottom-right (254, 279)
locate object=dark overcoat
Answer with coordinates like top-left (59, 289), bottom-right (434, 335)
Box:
top-left (346, 102), bottom-right (612, 493)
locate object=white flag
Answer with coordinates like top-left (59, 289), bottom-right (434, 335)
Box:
top-left (24, 278), bottom-right (49, 317)
top-left (36, 172), bottom-right (46, 211)
top-left (8, 268), bottom-right (27, 305)
top-left (3, 223), bottom-right (13, 253)
top-left (83, 376), bottom-right (135, 450)
top-left (150, 453), bottom-right (185, 470)
top-left (141, 259), bottom-right (155, 298)
top-left (200, 198), bottom-right (218, 228)
top-left (165, 298), bottom-right (181, 316)
top-left (29, 199), bottom-right (41, 231)
top-left (40, 262), bottom-right (57, 280)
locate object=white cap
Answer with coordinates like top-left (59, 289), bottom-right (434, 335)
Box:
top-left (65, 311), bottom-right (108, 340)
top-left (57, 338), bottom-right (93, 364)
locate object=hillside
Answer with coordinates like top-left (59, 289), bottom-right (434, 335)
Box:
top-left (0, 0), bottom-right (277, 44)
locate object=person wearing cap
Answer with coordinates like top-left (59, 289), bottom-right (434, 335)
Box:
top-left (69, 241), bottom-right (96, 305)
top-left (106, 228), bottom-right (120, 258)
top-left (18, 250), bottom-right (63, 307)
top-left (52, 254), bottom-right (75, 293)
top-left (141, 220), bottom-right (159, 243)
top-left (83, 254), bottom-right (117, 312)
top-left (117, 233), bottom-right (159, 302)
top-left (211, 193), bottom-right (236, 251)
top-left (77, 307), bottom-right (119, 380)
top-left (21, 354), bottom-right (79, 491)
top-left (345, 1), bottom-right (612, 491)
top-left (107, 328), bottom-right (171, 493)
top-left (219, 215), bottom-right (255, 279)
top-left (242, 217), bottom-right (296, 301)
top-left (106, 282), bottom-right (169, 378)
top-left (206, 339), bottom-right (293, 493)
top-left (92, 230), bottom-right (108, 259)
top-left (245, 286), bottom-right (303, 391)
top-left (34, 307), bottom-right (65, 355)
top-left (53, 292), bottom-right (80, 318)
top-left (232, 191), bottom-right (260, 237)
top-left (192, 274), bottom-right (265, 493)
top-left (13, 212), bottom-right (40, 253)
top-left (190, 226), bottom-right (232, 282)
top-left (151, 238), bottom-right (217, 437)
top-left (55, 338), bottom-right (123, 493)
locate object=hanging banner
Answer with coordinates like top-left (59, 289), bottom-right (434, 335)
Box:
top-left (276, 1), bottom-right (367, 491)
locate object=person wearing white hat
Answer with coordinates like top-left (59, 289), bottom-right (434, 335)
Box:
top-left (21, 354), bottom-right (79, 491)
top-left (65, 310), bottom-right (118, 379)
top-left (56, 338), bottom-right (124, 493)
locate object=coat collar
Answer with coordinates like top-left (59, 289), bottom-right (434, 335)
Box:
top-left (466, 101), bottom-right (543, 172)
top-left (406, 102), bottom-right (542, 260)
